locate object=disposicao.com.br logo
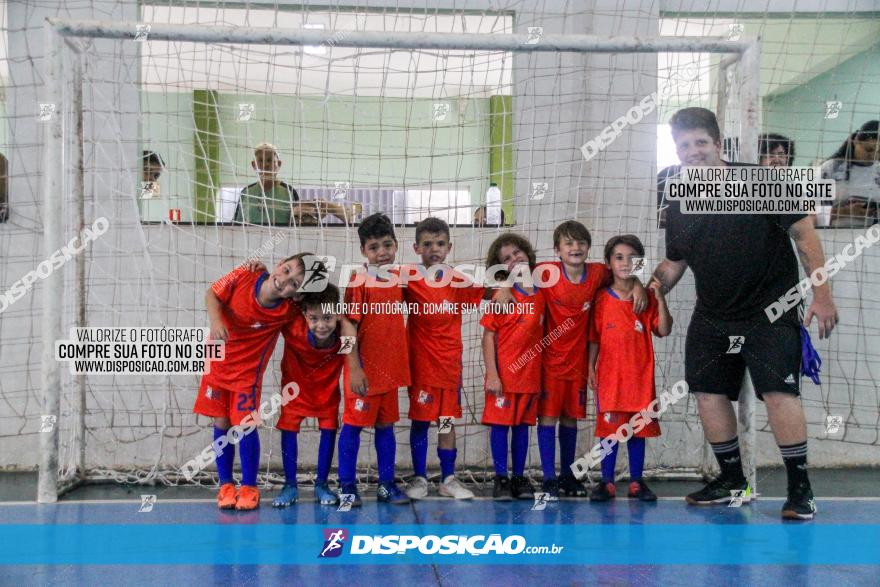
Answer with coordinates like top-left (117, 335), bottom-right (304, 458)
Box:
top-left (319, 529), bottom-right (563, 557)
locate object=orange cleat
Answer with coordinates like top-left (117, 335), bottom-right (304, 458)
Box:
top-left (217, 483), bottom-right (237, 510)
top-left (235, 485), bottom-right (261, 511)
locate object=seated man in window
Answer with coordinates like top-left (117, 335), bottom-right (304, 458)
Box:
top-left (235, 142), bottom-right (299, 225)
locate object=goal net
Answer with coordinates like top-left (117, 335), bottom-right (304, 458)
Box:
top-left (19, 6), bottom-right (874, 501)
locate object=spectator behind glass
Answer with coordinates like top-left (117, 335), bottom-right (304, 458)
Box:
top-left (0, 153), bottom-right (7, 222)
top-left (142, 150), bottom-right (164, 199)
top-left (473, 206), bottom-right (505, 227)
top-left (759, 133), bottom-right (795, 167)
top-left (821, 120), bottom-right (880, 228)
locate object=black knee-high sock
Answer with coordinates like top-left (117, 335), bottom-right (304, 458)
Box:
top-left (779, 441), bottom-right (810, 489)
top-left (710, 437), bottom-right (745, 483)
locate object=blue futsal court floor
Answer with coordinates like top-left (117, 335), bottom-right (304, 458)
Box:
top-left (1, 494), bottom-right (878, 586)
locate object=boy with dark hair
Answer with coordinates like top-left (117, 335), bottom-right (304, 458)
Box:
top-left (759, 133), bottom-right (796, 167)
top-left (536, 220), bottom-right (646, 499)
top-left (273, 284), bottom-right (345, 507)
top-left (337, 213), bottom-right (411, 505)
top-left (193, 254), bottom-right (307, 510)
top-left (404, 217), bottom-right (485, 500)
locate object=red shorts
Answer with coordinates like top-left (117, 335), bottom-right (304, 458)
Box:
top-left (538, 378), bottom-right (587, 419)
top-left (407, 385), bottom-right (462, 422)
top-left (342, 389), bottom-right (400, 427)
top-left (481, 392), bottom-right (538, 426)
top-left (192, 379), bottom-right (261, 427)
top-left (276, 389), bottom-right (341, 432)
top-left (595, 411), bottom-right (661, 438)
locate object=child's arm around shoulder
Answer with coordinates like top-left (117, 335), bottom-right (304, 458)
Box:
top-left (205, 288), bottom-right (228, 341)
top-left (648, 282), bottom-right (673, 337)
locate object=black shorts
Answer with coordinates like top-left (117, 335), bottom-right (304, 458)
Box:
top-left (685, 309), bottom-right (801, 401)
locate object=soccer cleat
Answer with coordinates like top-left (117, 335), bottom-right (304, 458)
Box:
top-left (439, 475), bottom-right (475, 500)
top-left (217, 483), bottom-right (237, 510)
top-left (406, 476), bottom-right (430, 500)
top-left (377, 481), bottom-right (411, 505)
top-left (493, 476), bottom-right (513, 501)
top-left (235, 485), bottom-right (261, 511)
top-left (314, 481), bottom-right (339, 506)
top-left (781, 482), bottom-right (816, 521)
top-left (339, 483), bottom-right (363, 508)
top-left (685, 477), bottom-right (750, 505)
top-left (272, 484), bottom-right (298, 508)
top-left (628, 480), bottom-right (657, 502)
top-left (559, 473), bottom-right (589, 498)
top-left (510, 475), bottom-right (536, 500)
top-left (590, 482), bottom-right (616, 502)
top-left (541, 478), bottom-right (560, 501)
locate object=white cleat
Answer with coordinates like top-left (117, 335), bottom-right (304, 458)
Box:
top-left (406, 476), bottom-right (429, 499)
top-left (439, 475), bottom-right (475, 500)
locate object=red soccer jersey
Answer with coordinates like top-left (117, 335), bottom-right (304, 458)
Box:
top-left (588, 287), bottom-right (661, 412)
top-left (539, 261), bottom-right (609, 381)
top-left (281, 315), bottom-right (344, 406)
top-left (344, 266), bottom-right (410, 394)
top-left (480, 285), bottom-right (546, 394)
top-left (404, 266), bottom-right (485, 389)
top-left (201, 268), bottom-right (298, 393)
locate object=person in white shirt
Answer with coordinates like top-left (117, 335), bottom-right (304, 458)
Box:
top-left (821, 120), bottom-right (880, 228)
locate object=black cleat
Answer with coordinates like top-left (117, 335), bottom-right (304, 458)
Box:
top-left (510, 475), bottom-right (535, 500)
top-left (685, 477), bottom-right (751, 505)
top-left (559, 473), bottom-right (589, 497)
top-left (541, 478), bottom-right (560, 501)
top-left (493, 476), bottom-right (513, 501)
top-left (628, 480), bottom-right (657, 502)
top-left (590, 481), bottom-right (616, 502)
top-left (781, 482), bottom-right (816, 521)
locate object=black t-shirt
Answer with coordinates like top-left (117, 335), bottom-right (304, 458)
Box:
top-left (660, 162), bottom-right (806, 321)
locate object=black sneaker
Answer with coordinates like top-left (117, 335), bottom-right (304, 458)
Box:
top-left (377, 481), bottom-right (411, 505)
top-left (559, 473), bottom-right (589, 497)
top-left (590, 481), bottom-right (616, 502)
top-left (493, 476), bottom-right (513, 501)
top-left (628, 480), bottom-right (657, 502)
top-left (541, 478), bottom-right (560, 501)
top-left (781, 482), bottom-right (816, 521)
top-left (510, 475), bottom-right (535, 500)
top-left (685, 477), bottom-right (751, 505)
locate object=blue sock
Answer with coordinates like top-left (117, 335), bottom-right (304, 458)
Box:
top-left (280, 430), bottom-right (298, 486)
top-left (628, 437), bottom-right (646, 481)
top-left (213, 426), bottom-right (234, 485)
top-left (537, 424), bottom-right (557, 480)
top-left (490, 425), bottom-right (509, 476)
top-left (601, 438), bottom-right (619, 483)
top-left (409, 420), bottom-right (430, 478)
top-left (375, 426), bottom-right (396, 484)
top-left (511, 424), bottom-right (529, 477)
top-left (316, 429), bottom-right (336, 483)
top-left (558, 425), bottom-right (578, 477)
top-left (438, 448), bottom-right (457, 480)
top-left (337, 424), bottom-right (362, 486)
top-left (239, 428), bottom-right (260, 487)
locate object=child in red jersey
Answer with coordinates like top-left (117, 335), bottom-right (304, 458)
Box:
top-left (536, 221), bottom-right (647, 500)
top-left (404, 217), bottom-right (487, 500)
top-left (193, 254), bottom-right (307, 510)
top-left (588, 235), bottom-right (672, 502)
top-left (337, 213), bottom-right (411, 506)
top-left (481, 233), bottom-right (545, 501)
top-left (273, 284), bottom-right (345, 508)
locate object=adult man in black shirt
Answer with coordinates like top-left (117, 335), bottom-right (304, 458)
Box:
top-left (651, 108), bottom-right (838, 520)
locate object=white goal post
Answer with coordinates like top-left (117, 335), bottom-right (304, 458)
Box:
top-left (39, 18), bottom-right (760, 503)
